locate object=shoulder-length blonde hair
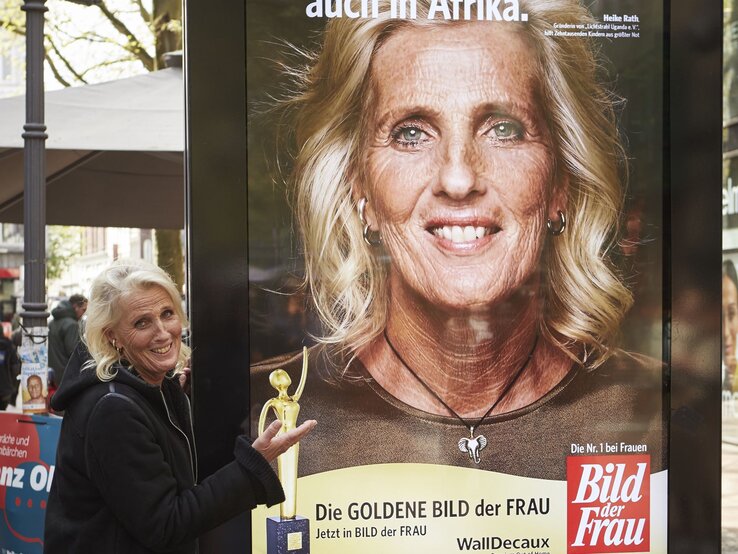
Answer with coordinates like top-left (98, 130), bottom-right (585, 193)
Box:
top-left (283, 0), bottom-right (632, 369)
top-left (83, 258), bottom-right (191, 381)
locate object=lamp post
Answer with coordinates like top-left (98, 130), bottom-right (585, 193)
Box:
top-left (19, 0), bottom-right (48, 330)
top-left (19, 0), bottom-right (100, 331)
top-left (18, 0), bottom-right (100, 413)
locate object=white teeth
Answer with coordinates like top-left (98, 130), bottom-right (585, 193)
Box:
top-left (451, 226), bottom-right (464, 242)
top-left (432, 225), bottom-right (493, 243)
top-left (152, 344), bottom-right (171, 354)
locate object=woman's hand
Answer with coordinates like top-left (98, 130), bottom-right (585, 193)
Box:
top-left (252, 419), bottom-right (317, 463)
top-left (178, 366), bottom-right (191, 395)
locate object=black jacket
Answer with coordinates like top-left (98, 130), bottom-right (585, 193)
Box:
top-left (0, 335), bottom-right (20, 403)
top-left (45, 345), bottom-right (284, 553)
top-left (47, 300), bottom-right (80, 383)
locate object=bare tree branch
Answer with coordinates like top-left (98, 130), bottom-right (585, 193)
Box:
top-left (47, 17), bottom-right (128, 49)
top-left (0, 18), bottom-right (25, 37)
top-left (96, 1), bottom-right (154, 71)
top-left (75, 34), bottom-right (118, 44)
top-left (47, 23), bottom-right (120, 46)
top-left (66, 31), bottom-right (128, 46)
top-left (121, 42), bottom-right (151, 67)
top-left (47, 22), bottom-right (150, 70)
top-left (79, 56), bottom-right (139, 77)
top-left (45, 35), bottom-right (88, 84)
top-left (45, 52), bottom-right (72, 88)
top-left (133, 0), bottom-right (151, 24)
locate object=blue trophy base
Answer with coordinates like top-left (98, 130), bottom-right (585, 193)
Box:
top-left (267, 515), bottom-right (310, 553)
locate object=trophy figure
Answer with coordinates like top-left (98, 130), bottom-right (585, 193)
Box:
top-left (259, 347), bottom-right (310, 554)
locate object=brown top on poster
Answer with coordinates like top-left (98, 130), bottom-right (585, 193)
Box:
top-left (251, 346), bottom-right (665, 480)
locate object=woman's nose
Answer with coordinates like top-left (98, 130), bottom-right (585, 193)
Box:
top-left (153, 318), bottom-right (169, 337)
top-left (434, 137), bottom-right (483, 199)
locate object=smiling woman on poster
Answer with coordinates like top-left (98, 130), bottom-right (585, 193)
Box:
top-left (252, 0), bottom-right (664, 478)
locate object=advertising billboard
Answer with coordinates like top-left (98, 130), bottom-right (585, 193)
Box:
top-left (246, 1), bottom-right (666, 552)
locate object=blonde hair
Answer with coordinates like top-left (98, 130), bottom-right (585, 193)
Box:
top-left (283, 0), bottom-right (632, 369)
top-left (83, 258), bottom-right (190, 381)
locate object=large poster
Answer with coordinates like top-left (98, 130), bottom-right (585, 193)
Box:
top-left (248, 1), bottom-right (666, 552)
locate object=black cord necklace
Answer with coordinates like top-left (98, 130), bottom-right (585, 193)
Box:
top-left (383, 329), bottom-right (538, 464)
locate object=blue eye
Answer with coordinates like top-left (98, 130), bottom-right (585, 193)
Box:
top-left (399, 127), bottom-right (422, 141)
top-left (489, 120), bottom-right (523, 142)
top-left (392, 125), bottom-right (429, 148)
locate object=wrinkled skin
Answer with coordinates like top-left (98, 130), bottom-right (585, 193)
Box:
top-left (106, 286), bottom-right (182, 386)
top-left (356, 22), bottom-right (571, 417)
top-left (361, 22), bottom-right (564, 312)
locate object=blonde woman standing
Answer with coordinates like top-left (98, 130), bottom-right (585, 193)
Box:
top-left (46, 259), bottom-right (315, 553)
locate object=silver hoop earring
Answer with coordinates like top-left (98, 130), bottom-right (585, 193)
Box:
top-left (547, 210), bottom-right (566, 236)
top-left (358, 197), bottom-right (382, 247)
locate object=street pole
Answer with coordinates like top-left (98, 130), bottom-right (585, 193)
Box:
top-left (20, 0), bottom-right (48, 329)
top-left (19, 0), bottom-right (99, 330)
top-left (17, 0), bottom-right (100, 414)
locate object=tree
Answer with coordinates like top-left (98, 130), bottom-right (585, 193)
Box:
top-left (0, 0), bottom-right (155, 86)
top-left (149, 0), bottom-right (184, 291)
top-left (46, 226), bottom-right (81, 282)
top-left (0, 0), bottom-right (185, 290)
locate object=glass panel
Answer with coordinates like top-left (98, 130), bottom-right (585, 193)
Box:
top-left (724, 1), bottom-right (738, 547)
top-left (249, 1), bottom-right (666, 551)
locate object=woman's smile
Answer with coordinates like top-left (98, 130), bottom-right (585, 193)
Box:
top-left (429, 225), bottom-right (496, 243)
top-left (151, 344), bottom-right (173, 355)
top-left (424, 214), bottom-right (502, 252)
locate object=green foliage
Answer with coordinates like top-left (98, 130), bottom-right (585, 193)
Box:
top-left (46, 226), bottom-right (81, 281)
top-left (155, 229), bottom-right (184, 293)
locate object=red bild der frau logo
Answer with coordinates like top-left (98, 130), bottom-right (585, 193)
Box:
top-left (567, 454), bottom-right (650, 553)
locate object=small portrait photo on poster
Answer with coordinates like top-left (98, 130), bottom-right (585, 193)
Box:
top-left (21, 368), bottom-right (48, 413)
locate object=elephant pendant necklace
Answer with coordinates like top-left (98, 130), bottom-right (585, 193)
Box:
top-left (383, 330), bottom-right (538, 464)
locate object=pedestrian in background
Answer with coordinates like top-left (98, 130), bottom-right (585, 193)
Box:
top-left (48, 293), bottom-right (88, 386)
top-left (0, 329), bottom-right (20, 410)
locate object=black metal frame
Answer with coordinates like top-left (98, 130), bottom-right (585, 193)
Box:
top-left (184, 0), bottom-right (723, 551)
top-left (667, 0), bottom-right (722, 551)
top-left (183, 0), bottom-right (251, 549)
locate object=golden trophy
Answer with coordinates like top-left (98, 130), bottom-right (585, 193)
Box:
top-left (259, 347), bottom-right (310, 553)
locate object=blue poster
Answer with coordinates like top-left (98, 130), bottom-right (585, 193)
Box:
top-left (0, 414), bottom-right (61, 554)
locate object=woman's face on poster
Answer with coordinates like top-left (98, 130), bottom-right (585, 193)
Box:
top-left (724, 274), bottom-right (738, 364)
top-left (361, 22), bottom-right (564, 311)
